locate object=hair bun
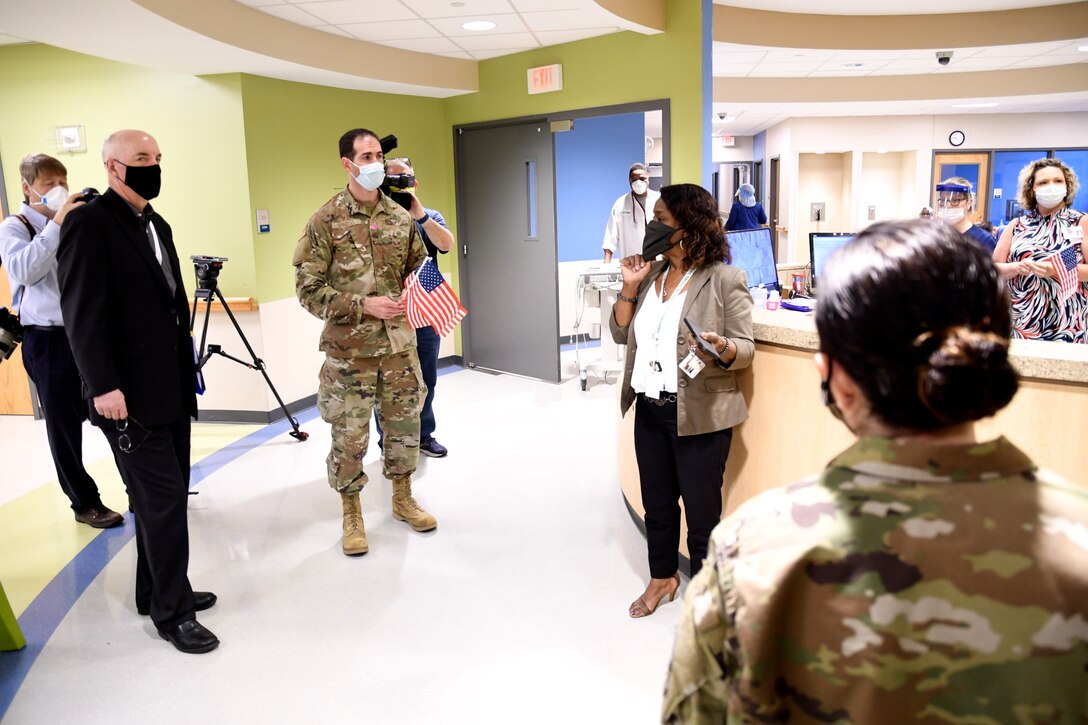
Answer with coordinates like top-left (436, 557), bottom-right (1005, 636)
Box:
top-left (917, 326), bottom-right (1019, 424)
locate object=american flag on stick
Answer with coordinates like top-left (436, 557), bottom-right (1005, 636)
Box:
top-left (403, 257), bottom-right (467, 337)
top-left (1044, 245), bottom-right (1080, 303)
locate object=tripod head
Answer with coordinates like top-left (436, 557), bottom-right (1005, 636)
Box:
top-left (191, 255), bottom-right (229, 293)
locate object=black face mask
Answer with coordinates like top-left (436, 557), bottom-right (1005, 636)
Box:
top-left (117, 162), bottom-right (161, 201)
top-left (820, 361), bottom-right (852, 431)
top-left (642, 219), bottom-right (678, 259)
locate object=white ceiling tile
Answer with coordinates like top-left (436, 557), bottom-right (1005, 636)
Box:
top-left (467, 46), bottom-right (536, 59)
top-left (453, 30), bottom-right (537, 50)
top-left (399, 0), bottom-right (517, 18)
top-left (436, 50), bottom-right (476, 59)
top-left (295, 0), bottom-right (417, 25)
top-left (375, 36), bottom-right (464, 52)
top-left (519, 9), bottom-right (616, 32)
top-left (0, 33), bottom-right (28, 44)
top-left (509, 0), bottom-right (581, 11)
top-left (712, 51), bottom-right (768, 64)
top-left (312, 24), bottom-right (354, 38)
top-left (533, 27), bottom-right (620, 45)
top-left (428, 12), bottom-right (527, 36)
top-left (256, 4), bottom-right (326, 26)
top-left (337, 19), bottom-right (441, 40)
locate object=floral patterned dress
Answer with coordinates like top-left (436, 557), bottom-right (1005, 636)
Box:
top-left (1004, 207), bottom-right (1087, 343)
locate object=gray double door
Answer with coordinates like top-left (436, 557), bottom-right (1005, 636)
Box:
top-left (456, 121), bottom-right (559, 382)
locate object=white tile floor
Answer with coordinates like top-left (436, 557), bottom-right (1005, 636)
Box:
top-left (3, 353), bottom-right (684, 724)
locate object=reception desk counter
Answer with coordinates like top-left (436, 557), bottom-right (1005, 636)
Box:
top-left (617, 307), bottom-right (1088, 562)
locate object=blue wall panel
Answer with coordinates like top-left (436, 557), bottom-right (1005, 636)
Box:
top-left (1054, 149), bottom-right (1088, 214)
top-left (991, 150), bottom-right (1043, 226)
top-left (555, 113), bottom-right (645, 262)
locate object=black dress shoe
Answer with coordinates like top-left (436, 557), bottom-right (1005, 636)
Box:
top-left (74, 505), bottom-right (124, 529)
top-left (137, 591), bottom-right (217, 616)
top-left (158, 620), bottom-right (219, 654)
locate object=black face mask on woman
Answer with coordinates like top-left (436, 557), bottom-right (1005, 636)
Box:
top-left (642, 219), bottom-right (678, 259)
top-left (116, 161), bottom-right (161, 201)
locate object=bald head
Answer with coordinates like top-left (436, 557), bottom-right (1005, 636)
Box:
top-left (103, 129), bottom-right (162, 207)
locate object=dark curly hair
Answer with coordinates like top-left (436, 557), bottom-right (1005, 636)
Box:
top-left (816, 220), bottom-right (1018, 431)
top-left (659, 184), bottom-right (731, 267)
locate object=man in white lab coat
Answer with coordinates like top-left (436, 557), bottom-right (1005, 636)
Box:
top-left (602, 163), bottom-right (659, 263)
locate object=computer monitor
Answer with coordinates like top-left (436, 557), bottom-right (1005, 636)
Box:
top-left (808, 232), bottom-right (855, 289)
top-left (726, 227), bottom-right (778, 290)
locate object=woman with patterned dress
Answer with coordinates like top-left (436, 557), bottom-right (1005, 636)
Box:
top-left (993, 158), bottom-right (1088, 343)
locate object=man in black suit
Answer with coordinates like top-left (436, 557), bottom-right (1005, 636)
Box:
top-left (57, 129), bottom-right (219, 654)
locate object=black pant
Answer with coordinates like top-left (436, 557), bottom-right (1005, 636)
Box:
top-left (634, 395), bottom-right (733, 579)
top-left (101, 415), bottom-right (195, 631)
top-left (21, 327), bottom-right (102, 512)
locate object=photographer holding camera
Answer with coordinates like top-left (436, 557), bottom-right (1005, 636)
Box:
top-left (58, 130), bottom-right (219, 655)
top-left (0, 153), bottom-right (122, 528)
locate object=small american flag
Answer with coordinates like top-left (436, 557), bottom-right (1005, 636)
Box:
top-left (403, 258), bottom-right (466, 337)
top-left (1045, 245), bottom-right (1080, 302)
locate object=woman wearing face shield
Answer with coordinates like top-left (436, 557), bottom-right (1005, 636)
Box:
top-left (610, 183), bottom-right (754, 619)
top-left (934, 177), bottom-right (996, 253)
top-left (993, 158), bottom-right (1088, 343)
top-left (661, 220), bottom-right (1088, 723)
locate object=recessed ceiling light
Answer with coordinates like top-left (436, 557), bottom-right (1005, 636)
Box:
top-left (815, 150), bottom-right (826, 155)
top-left (877, 149), bottom-right (888, 154)
top-left (451, 1), bottom-right (466, 6)
top-left (841, 62), bottom-right (865, 69)
top-left (462, 20), bottom-right (496, 31)
top-left (1079, 45), bottom-right (1088, 51)
top-left (952, 102), bottom-right (999, 108)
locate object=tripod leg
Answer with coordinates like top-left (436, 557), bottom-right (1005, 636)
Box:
top-left (212, 289), bottom-right (308, 442)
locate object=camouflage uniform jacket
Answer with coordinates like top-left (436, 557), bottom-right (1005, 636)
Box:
top-left (294, 188), bottom-right (428, 358)
top-left (663, 436), bottom-right (1088, 724)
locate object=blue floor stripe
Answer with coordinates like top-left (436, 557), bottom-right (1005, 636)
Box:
top-left (0, 406), bottom-right (321, 719)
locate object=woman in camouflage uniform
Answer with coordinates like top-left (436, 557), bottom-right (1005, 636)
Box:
top-left (663, 220), bottom-right (1088, 723)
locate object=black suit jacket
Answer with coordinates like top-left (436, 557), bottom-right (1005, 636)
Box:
top-left (57, 189), bottom-right (197, 427)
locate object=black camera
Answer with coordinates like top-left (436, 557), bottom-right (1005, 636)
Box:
top-left (379, 134), bottom-right (398, 156)
top-left (0, 306), bottom-right (23, 363)
top-left (191, 255), bottom-right (229, 292)
top-left (80, 187), bottom-right (100, 201)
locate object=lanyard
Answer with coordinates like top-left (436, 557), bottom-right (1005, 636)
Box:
top-left (651, 265), bottom-right (695, 344)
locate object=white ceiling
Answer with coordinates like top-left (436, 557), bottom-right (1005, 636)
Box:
top-left (236, 0), bottom-right (633, 60)
top-left (1, 0), bottom-right (1085, 134)
top-left (714, 0), bottom-right (1084, 14)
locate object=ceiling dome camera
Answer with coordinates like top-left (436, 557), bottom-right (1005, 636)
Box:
top-left (936, 51), bottom-right (953, 66)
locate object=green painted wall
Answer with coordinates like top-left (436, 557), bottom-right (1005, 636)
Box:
top-left (0, 45), bottom-right (256, 297)
top-left (443, 0), bottom-right (706, 184)
top-left (237, 75), bottom-right (452, 302)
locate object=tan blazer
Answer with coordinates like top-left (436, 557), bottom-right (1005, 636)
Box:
top-left (610, 261), bottom-right (754, 436)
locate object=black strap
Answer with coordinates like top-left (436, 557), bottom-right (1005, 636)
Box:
top-left (14, 214), bottom-right (36, 239)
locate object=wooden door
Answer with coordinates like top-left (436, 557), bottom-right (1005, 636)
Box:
top-left (932, 152), bottom-right (990, 226)
top-left (0, 215), bottom-right (34, 415)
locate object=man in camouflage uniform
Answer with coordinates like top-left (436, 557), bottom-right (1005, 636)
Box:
top-left (293, 127), bottom-right (436, 556)
top-left (662, 437), bottom-right (1088, 723)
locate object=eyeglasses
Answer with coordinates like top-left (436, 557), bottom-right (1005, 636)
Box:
top-left (936, 195), bottom-right (968, 207)
top-left (116, 416), bottom-right (151, 454)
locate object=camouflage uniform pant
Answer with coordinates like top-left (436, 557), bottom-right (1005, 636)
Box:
top-left (317, 349), bottom-right (425, 493)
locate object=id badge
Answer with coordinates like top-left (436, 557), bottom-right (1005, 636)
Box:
top-left (679, 350), bottom-right (705, 379)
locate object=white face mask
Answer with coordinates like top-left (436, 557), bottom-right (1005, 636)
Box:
top-left (349, 160), bottom-right (385, 191)
top-left (32, 185), bottom-right (68, 212)
top-left (631, 180), bottom-right (648, 195)
top-left (937, 207), bottom-right (965, 224)
top-left (1035, 185), bottom-right (1067, 209)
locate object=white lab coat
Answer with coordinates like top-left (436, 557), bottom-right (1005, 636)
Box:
top-left (602, 189), bottom-right (659, 260)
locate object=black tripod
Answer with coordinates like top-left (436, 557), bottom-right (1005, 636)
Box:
top-left (189, 256), bottom-right (307, 441)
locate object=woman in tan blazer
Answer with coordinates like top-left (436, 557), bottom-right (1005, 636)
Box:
top-left (610, 183), bottom-right (754, 619)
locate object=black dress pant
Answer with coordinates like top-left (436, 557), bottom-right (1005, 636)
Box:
top-left (21, 327), bottom-right (102, 512)
top-left (634, 394), bottom-right (733, 579)
top-left (101, 414), bottom-right (195, 631)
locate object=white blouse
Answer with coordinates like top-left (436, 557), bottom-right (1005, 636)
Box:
top-left (630, 286), bottom-right (688, 397)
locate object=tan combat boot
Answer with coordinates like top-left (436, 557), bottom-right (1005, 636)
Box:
top-left (340, 491), bottom-right (368, 555)
top-left (391, 477), bottom-right (437, 532)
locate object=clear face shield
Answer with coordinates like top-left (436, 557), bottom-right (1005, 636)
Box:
top-left (935, 182), bottom-right (971, 223)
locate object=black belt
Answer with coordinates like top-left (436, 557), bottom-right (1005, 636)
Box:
top-left (22, 325), bottom-right (64, 332)
top-left (639, 392), bottom-right (677, 406)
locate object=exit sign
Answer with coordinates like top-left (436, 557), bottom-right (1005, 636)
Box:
top-left (527, 64), bottom-right (563, 95)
